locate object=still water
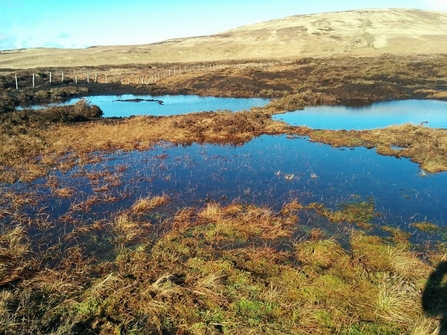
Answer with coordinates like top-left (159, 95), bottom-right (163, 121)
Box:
top-left (27, 94), bottom-right (270, 117)
top-left (23, 96), bottom-right (447, 129)
top-left (10, 135), bottom-right (446, 240)
top-left (273, 99), bottom-right (447, 129)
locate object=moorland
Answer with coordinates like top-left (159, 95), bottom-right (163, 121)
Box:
top-left (1, 8), bottom-right (447, 335)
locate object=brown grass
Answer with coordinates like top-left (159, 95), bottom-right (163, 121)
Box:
top-left (0, 226), bottom-right (36, 287)
top-left (2, 105), bottom-right (447, 184)
top-left (2, 54), bottom-right (447, 182)
top-left (131, 194), bottom-right (170, 215)
top-left (0, 198), bottom-right (444, 334)
top-left (2, 50), bottom-right (447, 334)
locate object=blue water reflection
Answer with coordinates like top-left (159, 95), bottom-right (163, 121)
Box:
top-left (273, 100), bottom-right (447, 129)
top-left (17, 135), bottom-right (447, 236)
top-left (25, 94), bottom-right (270, 117)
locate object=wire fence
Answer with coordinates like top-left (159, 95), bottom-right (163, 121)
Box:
top-left (8, 61), bottom-right (280, 90)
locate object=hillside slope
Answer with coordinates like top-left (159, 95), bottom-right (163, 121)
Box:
top-left (1, 8), bottom-right (447, 68)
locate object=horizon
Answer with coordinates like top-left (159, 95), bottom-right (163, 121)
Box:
top-left (1, 0), bottom-right (447, 51)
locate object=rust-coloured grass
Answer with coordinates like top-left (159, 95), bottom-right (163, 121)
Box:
top-left (0, 201), bottom-right (442, 334)
top-left (1, 54), bottom-right (447, 334)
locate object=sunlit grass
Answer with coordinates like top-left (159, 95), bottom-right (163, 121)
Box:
top-left (0, 226), bottom-right (35, 287)
top-left (131, 194), bottom-right (170, 215)
top-left (2, 55), bottom-right (447, 333)
top-left (0, 199), bottom-right (443, 333)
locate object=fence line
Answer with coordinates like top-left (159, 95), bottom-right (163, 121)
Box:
top-left (10, 61), bottom-right (280, 90)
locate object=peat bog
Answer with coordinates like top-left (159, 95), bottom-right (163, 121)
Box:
top-left (1, 54), bottom-right (447, 334)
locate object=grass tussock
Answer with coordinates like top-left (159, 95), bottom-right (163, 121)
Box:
top-left (0, 201), bottom-right (443, 334)
top-left (131, 194), bottom-right (170, 215)
top-left (0, 226), bottom-right (36, 287)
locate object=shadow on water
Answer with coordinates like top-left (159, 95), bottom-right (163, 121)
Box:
top-left (423, 261), bottom-right (447, 334)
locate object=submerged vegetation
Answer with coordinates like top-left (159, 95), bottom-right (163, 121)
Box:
top-left (309, 199), bottom-right (377, 229)
top-left (0, 200), bottom-right (445, 334)
top-left (1, 104), bottom-right (447, 184)
top-left (1, 54), bottom-right (447, 333)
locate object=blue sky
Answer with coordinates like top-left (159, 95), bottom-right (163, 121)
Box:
top-left (1, 0), bottom-right (446, 50)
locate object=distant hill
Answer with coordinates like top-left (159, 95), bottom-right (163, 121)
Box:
top-left (1, 8), bottom-right (447, 68)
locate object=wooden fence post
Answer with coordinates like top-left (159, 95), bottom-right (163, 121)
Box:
top-left (15, 74), bottom-right (18, 90)
top-left (87, 74), bottom-right (89, 83)
top-left (105, 75), bottom-right (108, 84)
top-left (75, 75), bottom-right (78, 84)
top-left (95, 73), bottom-right (97, 83)
top-left (49, 72), bottom-right (52, 85)
top-left (32, 73), bottom-right (35, 88)
top-left (62, 72), bottom-right (64, 82)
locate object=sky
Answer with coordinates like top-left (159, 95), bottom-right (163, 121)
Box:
top-left (1, 0), bottom-right (447, 51)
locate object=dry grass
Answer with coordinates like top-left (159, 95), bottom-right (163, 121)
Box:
top-left (0, 226), bottom-right (35, 287)
top-left (2, 9), bottom-right (447, 68)
top-left (131, 194), bottom-right (170, 215)
top-left (366, 124), bottom-right (447, 172)
top-left (298, 124), bottom-right (447, 173)
top-left (0, 55), bottom-right (447, 182)
top-left (54, 187), bottom-right (75, 198)
top-left (3, 106), bottom-right (447, 185)
top-left (0, 109), bottom-right (291, 183)
top-left (0, 199), bottom-right (444, 334)
top-left (2, 54), bottom-right (447, 182)
top-left (2, 48), bottom-right (447, 334)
